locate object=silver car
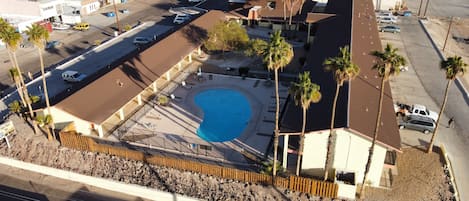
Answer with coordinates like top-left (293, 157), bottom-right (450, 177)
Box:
top-left (399, 115), bottom-right (435, 134)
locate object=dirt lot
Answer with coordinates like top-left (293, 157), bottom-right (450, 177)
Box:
top-left (366, 147), bottom-right (454, 201)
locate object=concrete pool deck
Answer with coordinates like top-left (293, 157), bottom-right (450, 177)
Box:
top-left (118, 64), bottom-right (289, 166)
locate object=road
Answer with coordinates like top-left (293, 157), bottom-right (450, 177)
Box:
top-left (384, 15), bottom-right (469, 200)
top-left (405, 0), bottom-right (469, 17)
top-left (0, 163), bottom-right (149, 201)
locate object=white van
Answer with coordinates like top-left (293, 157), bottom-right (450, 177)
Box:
top-left (62, 71), bottom-right (86, 82)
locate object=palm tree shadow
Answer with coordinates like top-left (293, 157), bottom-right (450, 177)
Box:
top-left (180, 24), bottom-right (208, 46)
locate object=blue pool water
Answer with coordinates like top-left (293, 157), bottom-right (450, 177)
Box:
top-left (194, 89), bottom-right (251, 142)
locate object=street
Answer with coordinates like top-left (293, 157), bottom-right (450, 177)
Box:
top-left (0, 163), bottom-right (149, 201)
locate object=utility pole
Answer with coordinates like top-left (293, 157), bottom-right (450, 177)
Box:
top-left (113, 0), bottom-right (121, 34)
top-left (443, 16), bottom-right (454, 52)
top-left (417, 0), bottom-right (423, 17)
top-left (423, 0), bottom-right (430, 17)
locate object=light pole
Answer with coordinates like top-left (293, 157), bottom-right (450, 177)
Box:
top-left (113, 0), bottom-right (121, 34)
top-left (423, 0), bottom-right (430, 17)
top-left (443, 16), bottom-right (454, 52)
top-left (417, 0), bottom-right (423, 17)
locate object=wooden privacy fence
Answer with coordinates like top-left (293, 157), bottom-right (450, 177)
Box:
top-left (59, 131), bottom-right (338, 198)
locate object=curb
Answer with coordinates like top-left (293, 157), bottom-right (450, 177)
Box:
top-left (0, 156), bottom-right (198, 201)
top-left (418, 19), bottom-right (469, 99)
top-left (440, 145), bottom-right (460, 201)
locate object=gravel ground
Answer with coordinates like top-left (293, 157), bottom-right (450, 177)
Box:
top-left (0, 116), bottom-right (330, 201)
top-left (0, 114), bottom-right (455, 201)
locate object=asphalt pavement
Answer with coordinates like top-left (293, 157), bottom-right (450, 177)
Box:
top-left (0, 163), bottom-right (149, 201)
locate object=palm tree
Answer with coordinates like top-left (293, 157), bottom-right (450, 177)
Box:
top-left (36, 114), bottom-right (53, 141)
top-left (1, 20), bottom-right (27, 107)
top-left (1, 25), bottom-right (33, 118)
top-left (26, 24), bottom-right (56, 140)
top-left (360, 43), bottom-right (406, 197)
top-left (263, 30), bottom-right (294, 178)
top-left (323, 46), bottom-right (360, 181)
top-left (1, 22), bottom-right (38, 133)
top-left (427, 56), bottom-right (467, 153)
top-left (289, 71), bottom-right (321, 176)
top-left (8, 68), bottom-right (27, 107)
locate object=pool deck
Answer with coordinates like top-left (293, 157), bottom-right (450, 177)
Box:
top-left (118, 64), bottom-right (289, 166)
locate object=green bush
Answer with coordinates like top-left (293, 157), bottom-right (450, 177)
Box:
top-left (157, 95), bottom-right (169, 106)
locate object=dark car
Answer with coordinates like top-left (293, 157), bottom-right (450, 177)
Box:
top-left (45, 40), bottom-right (63, 49)
top-left (380, 25), bottom-right (400, 33)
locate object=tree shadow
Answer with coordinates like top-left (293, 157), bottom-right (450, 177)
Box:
top-left (180, 24), bottom-right (208, 46)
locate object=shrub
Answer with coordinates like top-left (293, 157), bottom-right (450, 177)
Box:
top-left (124, 24), bottom-right (132, 32)
top-left (157, 95), bottom-right (169, 106)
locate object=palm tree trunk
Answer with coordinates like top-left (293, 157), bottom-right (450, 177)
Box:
top-left (324, 83), bottom-right (340, 181)
top-left (6, 50), bottom-right (26, 106)
top-left (296, 107), bottom-right (307, 176)
top-left (283, 0), bottom-right (287, 21)
top-left (299, 0), bottom-right (305, 14)
top-left (272, 69), bottom-right (280, 180)
top-left (12, 52), bottom-right (38, 134)
top-left (360, 77), bottom-right (386, 198)
top-left (427, 80), bottom-right (451, 153)
top-left (288, 0), bottom-right (294, 26)
top-left (39, 49), bottom-right (56, 140)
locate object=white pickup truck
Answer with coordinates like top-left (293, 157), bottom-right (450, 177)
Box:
top-left (394, 103), bottom-right (439, 122)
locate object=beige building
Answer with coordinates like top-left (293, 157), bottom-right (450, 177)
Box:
top-left (50, 11), bottom-right (229, 138)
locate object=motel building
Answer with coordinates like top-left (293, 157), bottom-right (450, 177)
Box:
top-left (47, 0), bottom-right (400, 198)
top-left (49, 11), bottom-right (230, 138)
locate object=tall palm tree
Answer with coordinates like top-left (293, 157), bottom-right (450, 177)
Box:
top-left (289, 71), bottom-right (321, 176)
top-left (427, 56), bottom-right (467, 153)
top-left (360, 43), bottom-right (405, 197)
top-left (263, 30), bottom-right (294, 178)
top-left (26, 24), bottom-right (55, 140)
top-left (2, 23), bottom-right (38, 133)
top-left (1, 19), bottom-right (27, 107)
top-left (323, 46), bottom-right (360, 181)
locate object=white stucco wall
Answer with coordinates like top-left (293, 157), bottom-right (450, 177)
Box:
top-left (50, 107), bottom-right (94, 135)
top-left (301, 129), bottom-right (387, 187)
top-left (302, 130), bottom-right (329, 169)
top-left (333, 129), bottom-right (386, 187)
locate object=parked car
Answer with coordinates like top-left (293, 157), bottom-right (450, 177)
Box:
top-left (73, 22), bottom-right (89, 31)
top-left (106, 12), bottom-right (116, 17)
top-left (52, 22), bottom-right (71, 30)
top-left (402, 11), bottom-right (412, 16)
top-left (394, 103), bottom-right (439, 122)
top-left (399, 115), bottom-right (435, 134)
top-left (133, 37), bottom-right (153, 46)
top-left (173, 14), bottom-right (190, 24)
top-left (45, 40), bottom-right (63, 49)
top-left (377, 17), bottom-right (397, 24)
top-left (62, 71), bottom-right (86, 82)
top-left (121, 9), bottom-right (129, 14)
top-left (380, 25), bottom-right (400, 33)
top-left (376, 12), bottom-right (398, 20)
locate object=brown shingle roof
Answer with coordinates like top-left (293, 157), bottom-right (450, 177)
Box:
top-left (55, 10), bottom-right (228, 124)
top-left (230, 0), bottom-right (316, 22)
top-left (281, 0), bottom-right (401, 151)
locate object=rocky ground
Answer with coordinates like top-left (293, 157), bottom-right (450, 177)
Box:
top-left (0, 105), bottom-right (455, 201)
top-left (0, 115), bottom-right (326, 201)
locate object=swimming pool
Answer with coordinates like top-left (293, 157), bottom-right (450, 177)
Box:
top-left (194, 89), bottom-right (252, 142)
